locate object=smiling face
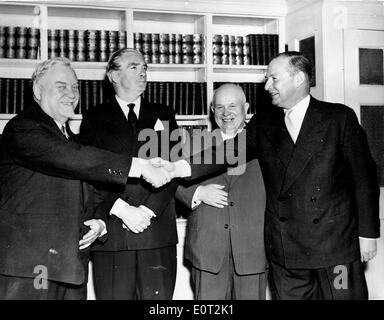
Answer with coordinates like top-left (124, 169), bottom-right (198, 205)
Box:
top-left (112, 50), bottom-right (147, 99)
top-left (264, 56), bottom-right (303, 109)
top-left (212, 84), bottom-right (249, 135)
top-left (33, 64), bottom-right (79, 124)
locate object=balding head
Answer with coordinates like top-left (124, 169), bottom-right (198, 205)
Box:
top-left (211, 83), bottom-right (249, 135)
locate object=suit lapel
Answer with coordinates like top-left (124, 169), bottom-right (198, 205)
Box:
top-left (281, 97), bottom-right (332, 194)
top-left (263, 108), bottom-right (294, 169)
top-left (102, 98), bottom-right (135, 152)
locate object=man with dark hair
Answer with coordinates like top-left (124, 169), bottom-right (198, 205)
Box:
top-left (80, 48), bottom-right (184, 300)
top-left (166, 51), bottom-right (380, 299)
top-left (0, 57), bottom-right (171, 300)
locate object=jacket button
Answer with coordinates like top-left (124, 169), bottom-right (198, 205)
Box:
top-left (311, 196), bottom-right (317, 203)
top-left (224, 224), bottom-right (229, 229)
top-left (229, 201), bottom-right (234, 206)
top-left (279, 217), bottom-right (286, 223)
top-left (313, 218), bottom-right (319, 224)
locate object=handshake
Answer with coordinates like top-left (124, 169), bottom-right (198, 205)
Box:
top-left (138, 157), bottom-right (190, 188)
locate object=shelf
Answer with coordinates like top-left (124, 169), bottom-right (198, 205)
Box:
top-left (0, 1), bottom-right (284, 122)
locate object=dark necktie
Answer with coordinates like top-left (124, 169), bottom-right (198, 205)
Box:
top-left (127, 103), bottom-right (137, 135)
top-left (61, 124), bottom-right (69, 139)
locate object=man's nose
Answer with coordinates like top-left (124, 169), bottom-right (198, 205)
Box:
top-left (264, 78), bottom-right (271, 91)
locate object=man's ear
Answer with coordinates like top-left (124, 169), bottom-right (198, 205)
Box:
top-left (294, 71), bottom-right (305, 88)
top-left (109, 70), bottom-right (120, 85)
top-left (244, 102), bottom-right (250, 114)
top-left (33, 82), bottom-right (41, 101)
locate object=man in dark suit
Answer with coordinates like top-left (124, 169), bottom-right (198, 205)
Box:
top-left (167, 51), bottom-right (380, 299)
top-left (0, 57), bottom-right (172, 300)
top-left (176, 84), bottom-right (267, 300)
top-left (79, 48), bottom-right (181, 300)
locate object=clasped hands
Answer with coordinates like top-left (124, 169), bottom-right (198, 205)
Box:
top-left (140, 157), bottom-right (183, 188)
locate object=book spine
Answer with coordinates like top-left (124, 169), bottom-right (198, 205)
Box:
top-left (151, 33), bottom-right (160, 64)
top-left (193, 34), bottom-right (203, 64)
top-left (15, 27), bottom-right (27, 59)
top-left (0, 26), bottom-right (6, 58)
top-left (48, 29), bottom-right (58, 58)
top-left (243, 36), bottom-right (250, 65)
top-left (87, 30), bottom-right (98, 62)
top-left (175, 34), bottom-right (183, 64)
top-left (168, 34), bottom-right (176, 64)
top-left (76, 30), bottom-right (86, 62)
top-left (235, 36), bottom-right (244, 65)
top-left (118, 30), bottom-right (126, 50)
top-left (159, 33), bottom-right (169, 64)
top-left (142, 33), bottom-right (152, 64)
top-left (67, 29), bottom-right (76, 61)
top-left (58, 29), bottom-right (67, 58)
top-left (99, 30), bottom-right (108, 62)
top-left (27, 27), bottom-right (39, 59)
top-left (6, 26), bottom-right (16, 59)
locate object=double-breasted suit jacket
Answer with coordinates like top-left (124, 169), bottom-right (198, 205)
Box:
top-left (79, 97), bottom-right (180, 251)
top-left (0, 102), bottom-right (133, 285)
top-left (190, 96), bottom-right (380, 269)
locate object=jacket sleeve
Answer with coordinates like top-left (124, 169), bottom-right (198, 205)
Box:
top-left (3, 118), bottom-right (131, 186)
top-left (341, 107), bottom-right (380, 238)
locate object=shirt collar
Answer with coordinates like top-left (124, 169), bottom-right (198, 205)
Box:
top-left (115, 95), bottom-right (141, 119)
top-left (220, 126), bottom-right (244, 141)
top-left (284, 94), bottom-right (310, 115)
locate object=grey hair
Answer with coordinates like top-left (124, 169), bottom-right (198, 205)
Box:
top-left (32, 57), bottom-right (73, 86)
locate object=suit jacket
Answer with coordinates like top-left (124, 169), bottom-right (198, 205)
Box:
top-left (190, 96), bottom-right (380, 269)
top-left (0, 102), bottom-right (134, 285)
top-left (176, 158), bottom-right (266, 275)
top-left (79, 97), bottom-right (180, 251)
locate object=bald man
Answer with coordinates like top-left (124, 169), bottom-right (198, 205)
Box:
top-left (176, 84), bottom-right (267, 300)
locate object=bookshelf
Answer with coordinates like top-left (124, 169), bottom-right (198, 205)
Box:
top-left (0, 0), bottom-right (286, 133)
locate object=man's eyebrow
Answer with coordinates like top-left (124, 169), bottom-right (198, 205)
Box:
top-left (54, 81), bottom-right (67, 85)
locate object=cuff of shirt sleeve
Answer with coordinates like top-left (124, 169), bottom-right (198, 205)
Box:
top-left (191, 186), bottom-right (202, 209)
top-left (129, 157), bottom-right (147, 178)
top-left (359, 237), bottom-right (377, 241)
top-left (97, 219), bottom-right (107, 237)
top-left (110, 198), bottom-right (129, 218)
top-left (174, 160), bottom-right (191, 177)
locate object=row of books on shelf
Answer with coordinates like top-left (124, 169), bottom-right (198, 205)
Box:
top-left (0, 26), bottom-right (40, 59)
top-left (0, 78), bottom-right (270, 116)
top-left (213, 34), bottom-right (279, 66)
top-left (0, 25), bottom-right (278, 66)
top-left (134, 33), bottom-right (204, 64)
top-left (48, 29), bottom-right (127, 62)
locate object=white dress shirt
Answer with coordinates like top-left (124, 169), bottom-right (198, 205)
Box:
top-left (283, 94), bottom-right (310, 143)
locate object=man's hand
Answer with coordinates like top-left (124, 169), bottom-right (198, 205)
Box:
top-left (117, 204), bottom-right (151, 234)
top-left (360, 238), bottom-right (377, 262)
top-left (79, 219), bottom-right (105, 250)
top-left (141, 158), bottom-right (172, 188)
top-left (196, 184), bottom-right (228, 208)
top-left (149, 158), bottom-right (190, 179)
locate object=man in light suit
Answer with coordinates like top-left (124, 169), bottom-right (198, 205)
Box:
top-left (0, 57), bottom-right (171, 300)
top-left (80, 48), bottom-right (181, 300)
top-left (176, 84), bottom-right (267, 300)
top-left (165, 51), bottom-right (380, 299)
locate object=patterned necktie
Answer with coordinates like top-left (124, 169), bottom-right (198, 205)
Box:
top-left (61, 124), bottom-right (69, 140)
top-left (284, 108), bottom-right (298, 143)
top-left (127, 103), bottom-right (137, 135)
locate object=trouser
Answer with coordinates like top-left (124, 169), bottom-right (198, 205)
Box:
top-left (268, 259), bottom-right (368, 300)
top-left (191, 242), bottom-right (267, 300)
top-left (92, 245), bottom-right (177, 300)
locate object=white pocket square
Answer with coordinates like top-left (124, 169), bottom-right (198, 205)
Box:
top-left (154, 119), bottom-right (165, 131)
